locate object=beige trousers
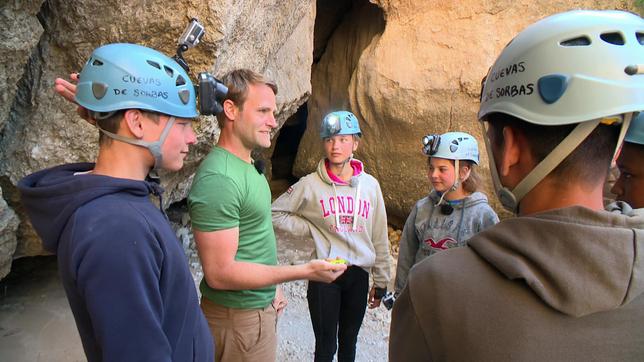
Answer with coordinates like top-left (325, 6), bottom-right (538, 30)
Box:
top-left (201, 297), bottom-right (277, 362)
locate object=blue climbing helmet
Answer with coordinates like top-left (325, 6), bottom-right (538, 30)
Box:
top-left (75, 43), bottom-right (197, 119)
top-left (320, 111), bottom-right (362, 139)
top-left (624, 112), bottom-right (644, 146)
top-left (477, 10), bottom-right (644, 213)
top-left (75, 43), bottom-right (198, 174)
top-left (422, 132), bottom-right (479, 165)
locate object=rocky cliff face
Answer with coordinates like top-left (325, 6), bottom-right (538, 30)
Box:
top-left (296, 0), bottom-right (639, 225)
top-left (0, 0), bottom-right (638, 277)
top-left (0, 0), bottom-right (316, 269)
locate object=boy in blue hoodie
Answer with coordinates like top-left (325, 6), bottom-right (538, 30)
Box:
top-left (18, 43), bottom-right (213, 361)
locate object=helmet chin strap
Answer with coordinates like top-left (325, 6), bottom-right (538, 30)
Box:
top-left (94, 116), bottom-right (176, 177)
top-left (480, 115), bottom-right (630, 214)
top-left (612, 113), bottom-right (633, 162)
top-left (335, 152), bottom-right (353, 180)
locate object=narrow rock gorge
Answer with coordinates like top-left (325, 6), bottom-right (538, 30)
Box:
top-left (0, 0), bottom-right (639, 278)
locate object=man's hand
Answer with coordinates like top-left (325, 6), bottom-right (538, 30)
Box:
top-left (368, 286), bottom-right (384, 309)
top-left (306, 259), bottom-right (347, 283)
top-left (272, 285), bottom-right (288, 318)
top-left (54, 73), bottom-right (94, 125)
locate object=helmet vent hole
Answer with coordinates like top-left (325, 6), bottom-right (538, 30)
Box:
top-left (176, 75), bottom-right (186, 86)
top-left (164, 65), bottom-right (174, 77)
top-left (91, 82), bottom-right (108, 100)
top-left (91, 59), bottom-right (104, 66)
top-left (178, 90), bottom-right (190, 105)
top-left (637, 32), bottom-right (644, 45)
top-left (600, 32), bottom-right (625, 46)
top-left (147, 60), bottom-right (161, 69)
top-left (560, 36), bottom-right (591, 47)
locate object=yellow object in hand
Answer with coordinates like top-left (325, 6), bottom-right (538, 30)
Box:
top-left (327, 258), bottom-right (348, 265)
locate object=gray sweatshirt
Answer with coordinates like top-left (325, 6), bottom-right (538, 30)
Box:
top-left (272, 158), bottom-right (391, 288)
top-left (394, 190), bottom-right (498, 293)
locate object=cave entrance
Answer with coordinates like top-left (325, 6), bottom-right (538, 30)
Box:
top-left (268, 0), bottom-right (381, 198)
top-left (269, 104), bottom-right (308, 197)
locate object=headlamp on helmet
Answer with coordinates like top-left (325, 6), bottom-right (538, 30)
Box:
top-left (422, 134), bottom-right (441, 156)
top-left (421, 132), bottom-right (480, 164)
top-left (320, 111), bottom-right (362, 139)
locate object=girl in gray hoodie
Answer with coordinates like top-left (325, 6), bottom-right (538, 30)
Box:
top-left (393, 132), bottom-right (499, 295)
top-left (272, 111), bottom-right (391, 362)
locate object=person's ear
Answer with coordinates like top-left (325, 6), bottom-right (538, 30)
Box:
top-left (222, 99), bottom-right (237, 122)
top-left (352, 138), bottom-right (359, 152)
top-left (499, 126), bottom-right (521, 177)
top-left (123, 109), bottom-right (145, 139)
top-left (460, 165), bottom-right (472, 181)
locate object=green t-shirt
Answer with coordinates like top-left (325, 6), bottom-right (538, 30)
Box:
top-left (188, 147), bottom-right (277, 309)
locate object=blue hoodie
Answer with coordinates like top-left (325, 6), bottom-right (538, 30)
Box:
top-left (18, 163), bottom-right (213, 362)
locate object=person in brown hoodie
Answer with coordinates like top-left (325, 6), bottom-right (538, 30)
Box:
top-left (389, 10), bottom-right (644, 361)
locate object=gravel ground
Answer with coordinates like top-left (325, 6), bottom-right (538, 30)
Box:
top-left (276, 278), bottom-right (391, 362)
top-left (174, 220), bottom-right (393, 362)
top-left (0, 207), bottom-right (396, 362)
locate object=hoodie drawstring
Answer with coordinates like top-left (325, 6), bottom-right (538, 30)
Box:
top-left (455, 200), bottom-right (466, 243)
top-left (352, 178), bottom-right (361, 231)
top-left (332, 183), bottom-right (340, 228)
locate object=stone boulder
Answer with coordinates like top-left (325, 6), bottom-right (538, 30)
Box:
top-left (0, 0), bottom-right (315, 259)
top-left (0, 0), bottom-right (640, 275)
top-left (0, 187), bottom-right (19, 279)
top-left (295, 0), bottom-right (638, 225)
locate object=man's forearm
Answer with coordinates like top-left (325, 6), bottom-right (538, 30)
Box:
top-left (202, 261), bottom-right (311, 290)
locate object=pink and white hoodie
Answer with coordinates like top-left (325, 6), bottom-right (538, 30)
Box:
top-left (272, 158), bottom-right (391, 288)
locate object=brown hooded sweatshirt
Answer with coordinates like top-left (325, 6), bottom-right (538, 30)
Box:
top-left (389, 206), bottom-right (644, 361)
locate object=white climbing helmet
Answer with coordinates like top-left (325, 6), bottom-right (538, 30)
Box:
top-left (478, 10), bottom-right (644, 213)
top-left (479, 10), bottom-right (643, 125)
top-left (422, 131), bottom-right (480, 165)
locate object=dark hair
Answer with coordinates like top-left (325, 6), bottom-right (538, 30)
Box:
top-left (96, 110), bottom-right (159, 145)
top-left (485, 112), bottom-right (620, 186)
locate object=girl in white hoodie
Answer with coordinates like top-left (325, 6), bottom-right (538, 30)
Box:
top-left (272, 111), bottom-right (391, 362)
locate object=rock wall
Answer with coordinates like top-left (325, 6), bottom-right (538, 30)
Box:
top-left (0, 0), bottom-right (315, 260)
top-left (295, 0), bottom-right (639, 225)
top-left (0, 187), bottom-right (19, 279)
top-left (0, 0), bottom-right (640, 274)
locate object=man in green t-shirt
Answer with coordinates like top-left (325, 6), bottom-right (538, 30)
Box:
top-left (188, 69), bottom-right (347, 362)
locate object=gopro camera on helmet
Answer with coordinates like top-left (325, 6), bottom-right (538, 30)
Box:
top-left (173, 18), bottom-right (205, 73)
top-left (178, 18), bottom-right (205, 50)
top-left (172, 18), bottom-right (228, 116)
